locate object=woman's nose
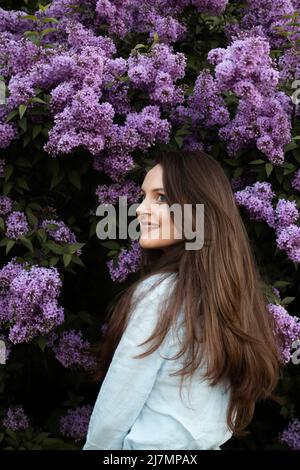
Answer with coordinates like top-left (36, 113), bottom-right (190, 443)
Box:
top-left (136, 200), bottom-right (151, 217)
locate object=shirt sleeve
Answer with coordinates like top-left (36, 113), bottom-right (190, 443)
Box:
top-left (82, 274), bottom-right (175, 450)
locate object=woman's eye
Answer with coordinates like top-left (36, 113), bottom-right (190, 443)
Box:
top-left (138, 193), bottom-right (166, 202)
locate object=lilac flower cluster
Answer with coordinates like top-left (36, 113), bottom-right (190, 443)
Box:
top-left (2, 406), bottom-right (30, 431)
top-left (278, 48), bottom-right (300, 83)
top-left (0, 259), bottom-right (64, 343)
top-left (0, 195), bottom-right (14, 215)
top-left (96, 180), bottom-right (141, 205)
top-left (41, 219), bottom-right (82, 256)
top-left (0, 13), bottom-right (181, 185)
top-left (292, 169), bottom-right (300, 191)
top-left (128, 44), bottom-right (186, 108)
top-left (94, 0), bottom-right (228, 43)
top-left (59, 404), bottom-right (93, 442)
top-left (207, 35), bottom-right (292, 165)
top-left (107, 239), bottom-right (142, 282)
top-left (5, 211), bottom-right (29, 240)
top-left (171, 70), bottom-right (229, 129)
top-left (235, 182), bottom-right (300, 263)
top-left (92, 105), bottom-right (171, 182)
top-left (226, 0), bottom-right (300, 49)
top-left (279, 419), bottom-right (300, 450)
top-left (267, 303), bottom-right (300, 363)
top-left (47, 330), bottom-right (96, 370)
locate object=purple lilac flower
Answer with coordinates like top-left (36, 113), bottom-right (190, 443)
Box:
top-left (41, 219), bottom-right (82, 256)
top-left (234, 182), bottom-right (276, 227)
top-left (207, 35), bottom-right (292, 164)
top-left (267, 303), bottom-right (300, 363)
top-left (2, 406), bottom-right (30, 431)
top-left (107, 239), bottom-right (142, 282)
top-left (230, 0), bottom-right (299, 49)
top-left (274, 199), bottom-right (299, 229)
top-left (279, 419), bottom-right (300, 450)
top-left (128, 43), bottom-right (186, 107)
top-left (171, 70), bottom-right (230, 129)
top-left (48, 330), bottom-right (96, 370)
top-left (60, 404), bottom-right (93, 442)
top-left (235, 183), bottom-right (300, 263)
top-left (292, 170), bottom-right (300, 191)
top-left (276, 225), bottom-right (300, 263)
top-left (0, 260), bottom-right (64, 343)
top-left (96, 181), bottom-right (141, 205)
top-left (0, 123), bottom-right (17, 149)
top-left (0, 195), bottom-right (14, 215)
top-left (5, 211), bottom-right (29, 239)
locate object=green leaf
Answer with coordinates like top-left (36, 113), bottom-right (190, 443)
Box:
top-left (0, 217), bottom-right (5, 231)
top-left (152, 31), bottom-right (159, 43)
top-left (16, 176), bottom-right (30, 191)
top-left (18, 117), bottom-right (27, 132)
top-left (273, 280), bottom-right (290, 288)
top-left (5, 109), bottom-right (19, 122)
top-left (233, 167), bottom-right (243, 178)
top-left (265, 163), bottom-right (273, 177)
top-left (281, 297), bottom-right (296, 305)
top-left (36, 336), bottom-right (48, 352)
top-left (15, 157), bottom-right (32, 168)
top-left (66, 242), bottom-right (85, 254)
top-left (19, 104), bottom-right (27, 119)
top-left (19, 236), bottom-right (34, 253)
top-left (6, 240), bottom-right (15, 255)
top-left (49, 256), bottom-right (59, 266)
top-left (23, 134), bottom-right (31, 148)
top-left (284, 141), bottom-right (298, 152)
top-left (32, 124), bottom-right (43, 139)
top-left (4, 163), bottom-right (13, 182)
top-left (41, 17), bottom-right (59, 24)
top-left (26, 208), bottom-right (38, 225)
top-left (31, 97), bottom-right (47, 104)
top-left (100, 241), bottom-right (120, 250)
top-left (41, 27), bottom-right (58, 37)
top-left (36, 229), bottom-right (47, 244)
top-left (63, 253), bottom-right (72, 267)
top-left (50, 169), bottom-right (64, 190)
top-left (249, 159), bottom-right (265, 164)
top-left (47, 240), bottom-right (64, 255)
top-left (68, 170), bottom-right (81, 190)
top-left (133, 43), bottom-right (149, 50)
top-left (3, 181), bottom-right (12, 195)
top-left (174, 135), bottom-right (183, 148)
top-left (71, 255), bottom-right (85, 267)
top-left (22, 14), bottom-right (38, 21)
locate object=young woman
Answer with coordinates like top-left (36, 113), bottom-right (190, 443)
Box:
top-left (83, 149), bottom-right (284, 450)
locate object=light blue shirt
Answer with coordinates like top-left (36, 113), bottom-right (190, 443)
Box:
top-left (82, 273), bottom-right (233, 450)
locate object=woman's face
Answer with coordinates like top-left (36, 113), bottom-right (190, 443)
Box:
top-left (136, 163), bottom-right (182, 250)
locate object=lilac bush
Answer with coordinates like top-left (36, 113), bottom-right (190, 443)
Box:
top-left (0, 0), bottom-right (299, 450)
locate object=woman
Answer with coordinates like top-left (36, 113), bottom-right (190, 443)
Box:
top-left (83, 149), bottom-right (284, 450)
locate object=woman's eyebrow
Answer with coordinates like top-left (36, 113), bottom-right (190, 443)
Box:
top-left (140, 187), bottom-right (164, 193)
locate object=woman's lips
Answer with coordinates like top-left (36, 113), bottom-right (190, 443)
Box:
top-left (140, 222), bottom-right (160, 230)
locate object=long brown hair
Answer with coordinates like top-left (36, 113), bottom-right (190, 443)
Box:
top-left (88, 149), bottom-right (285, 439)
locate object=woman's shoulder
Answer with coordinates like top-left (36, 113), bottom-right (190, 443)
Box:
top-left (138, 271), bottom-right (177, 292)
